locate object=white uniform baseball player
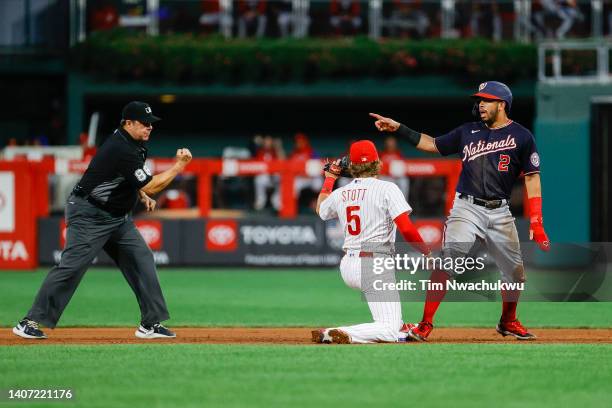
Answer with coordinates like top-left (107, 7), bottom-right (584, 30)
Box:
top-left (312, 140), bottom-right (430, 344)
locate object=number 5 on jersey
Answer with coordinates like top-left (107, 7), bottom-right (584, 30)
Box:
top-left (346, 206), bottom-right (361, 235)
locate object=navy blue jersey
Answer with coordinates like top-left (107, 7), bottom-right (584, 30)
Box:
top-left (434, 120), bottom-right (540, 200)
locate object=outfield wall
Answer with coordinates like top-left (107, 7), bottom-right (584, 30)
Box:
top-left (37, 216), bottom-right (533, 268)
top-left (37, 216), bottom-right (456, 267)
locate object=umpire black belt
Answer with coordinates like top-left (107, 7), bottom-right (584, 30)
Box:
top-left (72, 186), bottom-right (125, 217)
top-left (458, 193), bottom-right (507, 209)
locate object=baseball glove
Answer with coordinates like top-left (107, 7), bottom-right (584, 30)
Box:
top-left (323, 156), bottom-right (351, 178)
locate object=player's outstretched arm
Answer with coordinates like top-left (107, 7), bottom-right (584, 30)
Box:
top-left (369, 113), bottom-right (439, 154)
top-left (141, 148), bottom-right (192, 196)
top-left (525, 173), bottom-right (550, 251)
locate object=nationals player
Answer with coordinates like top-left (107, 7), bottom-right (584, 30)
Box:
top-left (312, 140), bottom-right (430, 344)
top-left (370, 81), bottom-right (550, 341)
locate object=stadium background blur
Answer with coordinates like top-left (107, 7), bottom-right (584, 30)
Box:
top-left (1, 3), bottom-right (612, 408)
top-left (0, 1), bottom-right (611, 269)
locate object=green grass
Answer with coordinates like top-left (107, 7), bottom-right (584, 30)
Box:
top-left (1, 269), bottom-right (611, 328)
top-left (2, 269), bottom-right (611, 408)
top-left (1, 344), bottom-right (611, 408)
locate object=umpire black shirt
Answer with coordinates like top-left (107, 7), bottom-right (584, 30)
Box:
top-left (75, 127), bottom-right (153, 216)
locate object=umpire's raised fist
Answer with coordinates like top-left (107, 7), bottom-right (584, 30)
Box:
top-left (176, 148), bottom-right (192, 164)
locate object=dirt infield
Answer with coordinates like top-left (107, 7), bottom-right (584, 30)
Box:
top-left (1, 327), bottom-right (611, 345)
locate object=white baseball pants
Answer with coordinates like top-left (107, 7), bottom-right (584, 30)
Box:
top-left (335, 250), bottom-right (407, 344)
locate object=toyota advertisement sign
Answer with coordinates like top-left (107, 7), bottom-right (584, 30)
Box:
top-left (37, 216), bottom-right (445, 267)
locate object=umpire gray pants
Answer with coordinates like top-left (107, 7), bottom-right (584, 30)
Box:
top-left (27, 195), bottom-right (169, 328)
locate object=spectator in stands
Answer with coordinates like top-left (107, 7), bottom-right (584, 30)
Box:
top-left (532, 0), bottom-right (581, 39)
top-left (289, 132), bottom-right (322, 211)
top-left (117, 0), bottom-right (151, 31)
top-left (555, 0), bottom-right (581, 39)
top-left (329, 0), bottom-right (362, 36)
top-left (288, 132), bottom-right (315, 162)
top-left (89, 0), bottom-right (119, 32)
top-left (379, 136), bottom-right (409, 198)
top-left (199, 0), bottom-right (231, 34)
top-left (469, 0), bottom-right (502, 41)
top-left (156, 178), bottom-right (193, 210)
top-left (389, 0), bottom-right (430, 39)
top-left (272, 0), bottom-right (310, 37)
top-left (238, 0), bottom-right (268, 38)
top-left (254, 135), bottom-right (285, 210)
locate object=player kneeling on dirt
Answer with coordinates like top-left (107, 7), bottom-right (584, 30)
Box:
top-left (312, 140), bottom-right (430, 344)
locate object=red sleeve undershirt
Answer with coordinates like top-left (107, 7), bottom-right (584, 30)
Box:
top-left (393, 212), bottom-right (430, 255)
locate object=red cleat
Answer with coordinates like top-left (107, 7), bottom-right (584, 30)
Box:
top-left (496, 319), bottom-right (537, 340)
top-left (400, 322), bottom-right (416, 333)
top-left (407, 321), bottom-right (433, 342)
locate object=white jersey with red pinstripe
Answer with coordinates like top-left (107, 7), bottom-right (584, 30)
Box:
top-left (319, 178), bottom-right (411, 250)
top-left (318, 177), bottom-right (412, 343)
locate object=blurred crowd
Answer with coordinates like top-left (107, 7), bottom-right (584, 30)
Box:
top-left (209, 132), bottom-right (424, 215)
top-left (155, 130), bottom-right (528, 217)
top-left (148, 130), bottom-right (533, 217)
top-left (86, 0), bottom-right (612, 41)
top-left (2, 1), bottom-right (610, 51)
top-left (143, 132), bottom-right (415, 214)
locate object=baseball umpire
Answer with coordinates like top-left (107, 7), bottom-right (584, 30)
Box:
top-left (13, 101), bottom-right (192, 340)
top-left (370, 81), bottom-right (550, 341)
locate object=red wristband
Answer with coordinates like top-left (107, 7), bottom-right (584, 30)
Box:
top-left (320, 177), bottom-right (336, 194)
top-left (528, 197), bottom-right (543, 224)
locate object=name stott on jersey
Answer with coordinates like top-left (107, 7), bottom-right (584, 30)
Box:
top-left (434, 120), bottom-right (540, 200)
top-left (76, 127), bottom-right (153, 215)
top-left (319, 178), bottom-right (411, 252)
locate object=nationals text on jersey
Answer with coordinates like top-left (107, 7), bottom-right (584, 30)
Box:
top-left (462, 135), bottom-right (517, 162)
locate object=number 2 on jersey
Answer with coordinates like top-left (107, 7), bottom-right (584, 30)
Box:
top-left (346, 206), bottom-right (361, 235)
top-left (498, 154), bottom-right (510, 172)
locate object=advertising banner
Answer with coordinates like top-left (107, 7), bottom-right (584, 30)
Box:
top-left (38, 216), bottom-right (453, 267)
top-left (38, 218), bottom-right (181, 267)
top-left (0, 162), bottom-right (37, 269)
top-left (185, 217), bottom-right (342, 266)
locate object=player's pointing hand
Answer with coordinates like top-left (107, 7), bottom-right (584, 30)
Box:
top-left (369, 113), bottom-right (400, 132)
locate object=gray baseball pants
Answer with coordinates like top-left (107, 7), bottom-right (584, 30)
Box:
top-left (443, 193), bottom-right (525, 283)
top-left (26, 195), bottom-right (169, 328)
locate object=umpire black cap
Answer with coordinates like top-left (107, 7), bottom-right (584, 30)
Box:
top-left (122, 101), bottom-right (161, 123)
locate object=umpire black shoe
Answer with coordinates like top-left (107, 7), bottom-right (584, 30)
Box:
top-left (135, 323), bottom-right (176, 339)
top-left (13, 318), bottom-right (47, 339)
